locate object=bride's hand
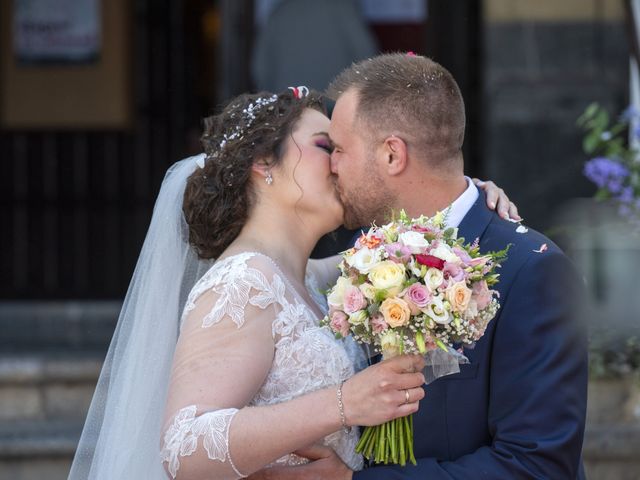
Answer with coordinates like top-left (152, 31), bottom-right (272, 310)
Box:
top-left (342, 354), bottom-right (426, 427)
top-left (472, 178), bottom-right (521, 221)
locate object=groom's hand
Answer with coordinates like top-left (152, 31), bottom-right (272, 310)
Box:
top-left (246, 445), bottom-right (352, 480)
top-left (292, 444), bottom-right (353, 480)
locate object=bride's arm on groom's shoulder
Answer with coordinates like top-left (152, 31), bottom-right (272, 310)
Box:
top-left (473, 178), bottom-right (521, 221)
top-left (160, 259), bottom-right (426, 480)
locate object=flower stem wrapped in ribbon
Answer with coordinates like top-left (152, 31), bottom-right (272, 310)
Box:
top-left (322, 210), bottom-right (509, 466)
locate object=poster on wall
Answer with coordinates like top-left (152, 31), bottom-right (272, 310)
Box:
top-left (13, 0), bottom-right (101, 64)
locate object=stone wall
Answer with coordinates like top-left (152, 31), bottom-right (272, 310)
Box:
top-left (483, 2), bottom-right (640, 477)
top-left (482, 0), bottom-right (629, 232)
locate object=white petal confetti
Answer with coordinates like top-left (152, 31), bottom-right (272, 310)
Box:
top-left (533, 243), bottom-right (548, 253)
top-left (505, 217), bottom-right (519, 223)
top-left (516, 225), bottom-right (528, 234)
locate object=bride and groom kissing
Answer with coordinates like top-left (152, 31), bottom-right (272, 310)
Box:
top-left (69, 53), bottom-right (588, 479)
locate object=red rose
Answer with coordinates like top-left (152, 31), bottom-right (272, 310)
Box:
top-left (415, 254), bottom-right (445, 270)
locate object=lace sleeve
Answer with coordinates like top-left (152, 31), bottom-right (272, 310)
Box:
top-left (161, 253), bottom-right (289, 479)
top-left (161, 406), bottom-right (245, 478)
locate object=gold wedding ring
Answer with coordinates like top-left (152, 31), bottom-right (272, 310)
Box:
top-left (404, 389), bottom-right (410, 404)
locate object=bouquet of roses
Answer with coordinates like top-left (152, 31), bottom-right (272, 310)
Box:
top-left (322, 210), bottom-right (508, 466)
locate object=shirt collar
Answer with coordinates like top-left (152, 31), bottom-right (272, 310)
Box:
top-left (445, 177), bottom-right (479, 228)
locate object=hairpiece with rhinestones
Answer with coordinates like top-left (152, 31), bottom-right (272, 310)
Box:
top-left (202, 94), bottom-right (279, 163)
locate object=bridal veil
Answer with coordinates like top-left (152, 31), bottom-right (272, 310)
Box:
top-left (68, 155), bottom-right (211, 479)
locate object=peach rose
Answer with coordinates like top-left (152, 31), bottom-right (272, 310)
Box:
top-left (445, 281), bottom-right (472, 313)
top-left (379, 297), bottom-right (411, 328)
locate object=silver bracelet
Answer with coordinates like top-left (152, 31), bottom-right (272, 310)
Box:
top-left (337, 381), bottom-right (352, 434)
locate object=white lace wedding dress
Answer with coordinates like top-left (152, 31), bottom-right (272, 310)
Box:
top-left (160, 251), bottom-right (365, 478)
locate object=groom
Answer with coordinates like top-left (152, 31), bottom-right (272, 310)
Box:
top-left (322, 54), bottom-right (588, 479)
top-left (259, 54), bottom-right (588, 478)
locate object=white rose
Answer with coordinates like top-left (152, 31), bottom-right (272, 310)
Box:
top-left (327, 276), bottom-right (353, 308)
top-left (425, 268), bottom-right (444, 292)
top-left (368, 261), bottom-right (406, 295)
top-left (347, 247), bottom-right (382, 274)
top-left (398, 231), bottom-right (430, 254)
top-left (425, 295), bottom-right (452, 324)
top-left (445, 281), bottom-right (472, 313)
top-left (430, 244), bottom-right (459, 263)
top-left (379, 330), bottom-right (401, 358)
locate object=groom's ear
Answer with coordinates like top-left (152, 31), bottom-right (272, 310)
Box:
top-left (382, 135), bottom-right (408, 176)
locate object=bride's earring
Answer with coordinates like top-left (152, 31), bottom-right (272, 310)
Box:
top-left (265, 171), bottom-right (273, 185)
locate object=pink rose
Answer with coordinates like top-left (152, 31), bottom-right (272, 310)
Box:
top-left (443, 262), bottom-right (465, 282)
top-left (370, 313), bottom-right (389, 334)
top-left (384, 242), bottom-right (412, 264)
top-left (472, 280), bottom-right (493, 310)
top-left (330, 310), bottom-right (350, 337)
top-left (404, 283), bottom-right (431, 308)
top-left (343, 286), bottom-right (367, 314)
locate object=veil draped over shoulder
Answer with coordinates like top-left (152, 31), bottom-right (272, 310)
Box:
top-left (68, 155), bottom-right (212, 479)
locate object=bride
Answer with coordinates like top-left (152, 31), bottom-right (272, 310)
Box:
top-left (68, 88), bottom-right (515, 480)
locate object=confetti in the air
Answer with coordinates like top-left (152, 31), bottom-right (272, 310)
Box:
top-left (533, 243), bottom-right (548, 253)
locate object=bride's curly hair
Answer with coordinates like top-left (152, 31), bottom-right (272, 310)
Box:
top-left (183, 89), bottom-right (325, 259)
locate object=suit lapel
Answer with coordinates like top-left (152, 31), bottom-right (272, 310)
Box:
top-left (457, 189), bottom-right (495, 245)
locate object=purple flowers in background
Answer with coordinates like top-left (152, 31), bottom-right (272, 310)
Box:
top-left (580, 103), bottom-right (640, 230)
top-left (583, 157), bottom-right (629, 193)
top-left (620, 105), bottom-right (640, 123)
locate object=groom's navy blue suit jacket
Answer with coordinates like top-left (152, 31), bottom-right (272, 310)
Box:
top-left (353, 191), bottom-right (588, 480)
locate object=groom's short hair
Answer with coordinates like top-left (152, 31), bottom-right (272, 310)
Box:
top-left (327, 53), bottom-right (465, 168)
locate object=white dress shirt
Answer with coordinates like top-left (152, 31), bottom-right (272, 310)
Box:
top-left (444, 177), bottom-right (479, 228)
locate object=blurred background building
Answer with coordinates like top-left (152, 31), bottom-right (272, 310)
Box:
top-left (0, 0), bottom-right (637, 478)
